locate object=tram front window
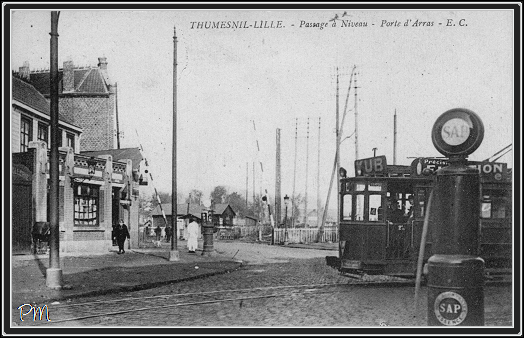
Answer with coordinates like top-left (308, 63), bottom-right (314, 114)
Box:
top-left (343, 194), bottom-right (353, 220)
top-left (369, 195), bottom-right (383, 222)
top-left (355, 195), bottom-right (365, 220)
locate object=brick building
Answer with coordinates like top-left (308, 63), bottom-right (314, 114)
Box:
top-left (24, 57), bottom-right (116, 151)
top-left (11, 58), bottom-right (142, 255)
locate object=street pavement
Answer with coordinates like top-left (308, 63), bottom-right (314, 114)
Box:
top-left (9, 239), bottom-right (514, 328)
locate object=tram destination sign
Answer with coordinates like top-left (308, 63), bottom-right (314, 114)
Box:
top-left (410, 157), bottom-right (508, 181)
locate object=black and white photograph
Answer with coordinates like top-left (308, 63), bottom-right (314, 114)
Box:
top-left (4, 3), bottom-right (520, 334)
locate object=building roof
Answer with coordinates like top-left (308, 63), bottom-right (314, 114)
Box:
top-left (25, 67), bottom-right (110, 96)
top-left (12, 76), bottom-right (78, 127)
top-left (151, 203), bottom-right (206, 218)
top-left (81, 148), bottom-right (143, 170)
top-left (211, 203), bottom-right (236, 216)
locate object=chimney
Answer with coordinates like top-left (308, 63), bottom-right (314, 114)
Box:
top-left (98, 57), bottom-right (108, 70)
top-left (18, 61), bottom-right (30, 80)
top-left (63, 59), bottom-right (75, 92)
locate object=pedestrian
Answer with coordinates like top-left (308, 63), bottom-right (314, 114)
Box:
top-left (165, 225), bottom-right (171, 242)
top-left (114, 219), bottom-right (130, 254)
top-left (187, 216), bottom-right (199, 253)
top-left (155, 225), bottom-right (161, 241)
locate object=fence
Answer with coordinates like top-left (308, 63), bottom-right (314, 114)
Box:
top-left (231, 226), bottom-right (338, 244)
top-left (273, 228), bottom-right (338, 244)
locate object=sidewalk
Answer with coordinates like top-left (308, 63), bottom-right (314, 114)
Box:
top-left (11, 240), bottom-right (243, 307)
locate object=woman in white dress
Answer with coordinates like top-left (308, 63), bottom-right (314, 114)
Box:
top-left (187, 216), bottom-right (199, 253)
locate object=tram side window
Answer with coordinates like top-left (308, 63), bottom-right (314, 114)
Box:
top-left (368, 195), bottom-right (383, 222)
top-left (343, 194), bottom-right (353, 220)
top-left (481, 190), bottom-right (507, 219)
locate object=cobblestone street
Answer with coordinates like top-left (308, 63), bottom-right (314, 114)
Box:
top-left (14, 242), bottom-right (513, 328)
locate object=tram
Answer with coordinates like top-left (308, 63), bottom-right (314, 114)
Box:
top-left (337, 155), bottom-right (512, 277)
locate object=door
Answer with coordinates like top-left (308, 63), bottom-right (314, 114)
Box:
top-left (12, 181), bottom-right (33, 254)
top-left (386, 222), bottom-right (412, 260)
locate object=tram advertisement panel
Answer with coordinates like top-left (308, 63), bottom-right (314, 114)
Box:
top-left (355, 155), bottom-right (388, 176)
top-left (410, 158), bottom-right (507, 182)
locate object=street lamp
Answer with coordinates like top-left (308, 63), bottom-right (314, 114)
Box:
top-left (284, 195), bottom-right (290, 245)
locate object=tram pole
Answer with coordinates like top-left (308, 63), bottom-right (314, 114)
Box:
top-left (46, 10), bottom-right (63, 289)
top-left (427, 108), bottom-right (485, 326)
top-left (169, 25), bottom-right (179, 261)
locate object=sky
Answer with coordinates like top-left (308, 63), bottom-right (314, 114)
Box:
top-left (9, 7), bottom-right (516, 208)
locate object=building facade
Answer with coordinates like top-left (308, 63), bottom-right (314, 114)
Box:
top-left (12, 57), bottom-right (142, 255)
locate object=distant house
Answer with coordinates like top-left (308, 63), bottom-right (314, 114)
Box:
top-left (245, 215), bottom-right (259, 227)
top-left (210, 203), bottom-right (236, 227)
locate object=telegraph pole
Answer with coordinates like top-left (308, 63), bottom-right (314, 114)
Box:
top-left (246, 162), bottom-right (248, 210)
top-left (291, 118), bottom-right (298, 228)
top-left (354, 71), bottom-right (359, 161)
top-left (317, 117), bottom-right (322, 231)
top-left (115, 82), bottom-right (120, 149)
top-left (169, 26), bottom-right (179, 261)
top-left (275, 128), bottom-right (281, 228)
top-left (335, 69), bottom-right (341, 246)
top-left (303, 118), bottom-right (310, 227)
top-left (393, 109), bottom-right (397, 164)
top-left (47, 10), bottom-right (62, 289)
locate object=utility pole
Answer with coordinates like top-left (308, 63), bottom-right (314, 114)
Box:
top-left (354, 71), bottom-right (359, 161)
top-left (115, 82), bottom-right (120, 149)
top-left (291, 118), bottom-right (298, 228)
top-left (253, 162), bottom-right (256, 216)
top-left (246, 162), bottom-right (248, 210)
top-left (303, 118), bottom-right (310, 227)
top-left (169, 26), bottom-right (179, 261)
top-left (47, 10), bottom-right (62, 289)
top-left (275, 128), bottom-right (281, 228)
top-left (393, 109), bottom-right (397, 165)
top-left (320, 65), bottom-right (355, 243)
top-left (317, 117), bottom-right (322, 233)
top-left (335, 69), bottom-right (341, 246)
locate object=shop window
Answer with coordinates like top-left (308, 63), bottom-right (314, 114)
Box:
top-left (74, 184), bottom-right (99, 226)
top-left (20, 116), bottom-right (32, 152)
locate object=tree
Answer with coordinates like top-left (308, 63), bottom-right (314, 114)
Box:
top-left (227, 191), bottom-right (248, 218)
top-left (289, 194), bottom-right (305, 227)
top-left (210, 186), bottom-right (228, 206)
top-left (186, 189), bottom-right (204, 205)
top-left (152, 191), bottom-right (184, 209)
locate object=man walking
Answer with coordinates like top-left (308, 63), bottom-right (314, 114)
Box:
top-left (114, 219), bottom-right (130, 254)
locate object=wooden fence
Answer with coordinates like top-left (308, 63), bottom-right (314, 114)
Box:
top-left (273, 228), bottom-right (338, 244)
top-left (231, 226), bottom-right (338, 244)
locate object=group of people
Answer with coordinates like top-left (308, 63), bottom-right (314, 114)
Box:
top-left (115, 216), bottom-right (200, 254)
top-left (386, 195), bottom-right (414, 224)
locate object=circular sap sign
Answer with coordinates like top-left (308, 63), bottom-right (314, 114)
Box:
top-left (434, 291), bottom-right (468, 326)
top-left (441, 118), bottom-right (471, 145)
top-left (432, 108), bottom-right (484, 157)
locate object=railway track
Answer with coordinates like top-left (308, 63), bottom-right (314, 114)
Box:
top-left (15, 282), bottom-right (349, 326)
